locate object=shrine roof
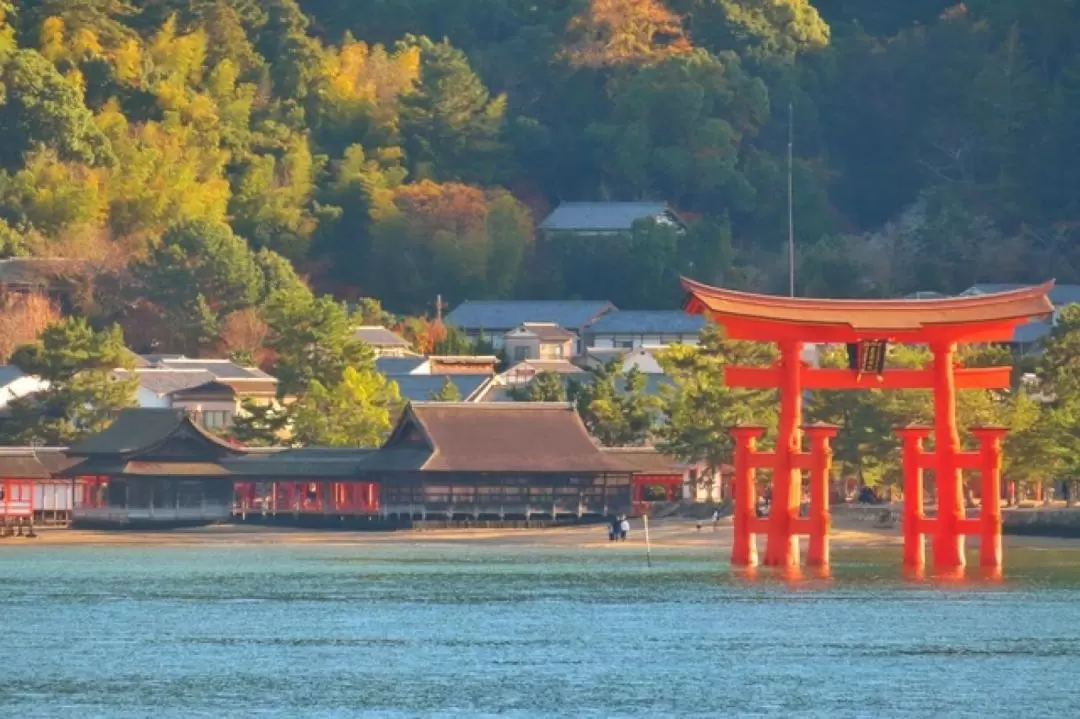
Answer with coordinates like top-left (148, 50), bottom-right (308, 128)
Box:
top-left (681, 278), bottom-right (1055, 340)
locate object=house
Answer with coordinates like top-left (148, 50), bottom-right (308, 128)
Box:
top-left (0, 258), bottom-right (85, 310)
top-left (583, 310), bottom-right (705, 349)
top-left (959, 283), bottom-right (1080, 353)
top-left (501, 359), bottom-right (587, 386)
top-left (444, 300), bottom-right (616, 351)
top-left (0, 365), bottom-right (49, 411)
top-left (115, 358), bottom-right (278, 430)
top-left (538, 202), bottom-right (686, 238)
top-left (59, 403), bottom-right (640, 526)
top-left (601, 447), bottom-right (698, 511)
top-left (0, 447), bottom-right (82, 526)
top-left (354, 326), bottom-right (416, 357)
top-left (503, 322), bottom-right (577, 362)
top-left (577, 347), bottom-right (666, 375)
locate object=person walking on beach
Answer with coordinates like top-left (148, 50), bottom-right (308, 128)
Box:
top-left (711, 507), bottom-right (722, 531)
top-left (619, 516), bottom-right (630, 541)
top-left (608, 515), bottom-right (619, 541)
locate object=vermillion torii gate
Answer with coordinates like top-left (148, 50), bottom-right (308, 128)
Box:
top-left (681, 279), bottom-right (1055, 574)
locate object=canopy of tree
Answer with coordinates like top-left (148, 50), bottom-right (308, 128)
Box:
top-left (0, 0), bottom-right (1073, 326)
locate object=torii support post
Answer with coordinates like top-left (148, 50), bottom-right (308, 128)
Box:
top-left (729, 426), bottom-right (765, 567)
top-left (897, 426), bottom-right (931, 570)
top-left (804, 423), bottom-right (839, 567)
top-left (973, 427), bottom-right (1007, 570)
top-left (932, 342), bottom-right (966, 571)
top-left (765, 340), bottom-right (804, 568)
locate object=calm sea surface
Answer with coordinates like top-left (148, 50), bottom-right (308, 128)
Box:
top-left (3, 541), bottom-right (1080, 718)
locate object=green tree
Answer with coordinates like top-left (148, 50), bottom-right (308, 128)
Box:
top-left (134, 219), bottom-right (265, 353)
top-left (399, 35), bottom-right (508, 185)
top-left (1037, 304), bottom-right (1080, 488)
top-left (658, 322), bottom-right (777, 473)
top-left (570, 362), bottom-right (661, 446)
top-left (509, 371), bottom-right (569, 402)
top-left (4, 317), bottom-right (136, 444)
top-left (428, 376), bottom-right (462, 401)
top-left (263, 289), bottom-right (372, 398)
top-left (0, 49), bottom-right (114, 169)
top-left (291, 365), bottom-right (402, 446)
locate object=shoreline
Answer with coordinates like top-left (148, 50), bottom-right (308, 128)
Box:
top-left (2, 518), bottom-right (1077, 551)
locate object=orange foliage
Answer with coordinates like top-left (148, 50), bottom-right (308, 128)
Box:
top-left (0, 291), bottom-right (61, 362)
top-left (564, 0), bottom-right (692, 68)
top-left (217, 308), bottom-right (270, 365)
top-left (394, 316), bottom-right (447, 355)
top-left (389, 180), bottom-right (488, 238)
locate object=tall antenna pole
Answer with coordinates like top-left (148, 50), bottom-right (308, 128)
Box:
top-left (787, 100), bottom-right (795, 298)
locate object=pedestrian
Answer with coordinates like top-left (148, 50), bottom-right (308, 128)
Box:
top-left (608, 515), bottom-right (619, 541)
top-left (619, 516), bottom-right (630, 541)
top-left (711, 507), bottom-right (722, 531)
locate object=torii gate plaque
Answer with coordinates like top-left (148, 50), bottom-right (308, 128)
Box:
top-left (681, 278), bottom-right (1055, 575)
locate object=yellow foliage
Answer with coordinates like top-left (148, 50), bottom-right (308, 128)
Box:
top-left (150, 15), bottom-right (208, 85)
top-left (111, 39), bottom-right (144, 86)
top-left (73, 28), bottom-right (104, 58)
top-left (40, 17), bottom-right (66, 63)
top-left (564, 0), bottom-right (692, 68)
top-left (320, 39), bottom-right (420, 132)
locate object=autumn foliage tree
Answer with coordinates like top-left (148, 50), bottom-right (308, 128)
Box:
top-left (0, 291), bottom-right (59, 362)
top-left (564, 0), bottom-right (692, 68)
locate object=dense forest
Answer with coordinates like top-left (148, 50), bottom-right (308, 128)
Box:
top-left (0, 0), bottom-right (1078, 333)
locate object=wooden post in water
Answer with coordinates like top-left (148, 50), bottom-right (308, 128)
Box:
top-left (643, 514), bottom-right (653, 568)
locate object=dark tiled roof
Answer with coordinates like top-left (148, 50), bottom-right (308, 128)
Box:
top-left (225, 448), bottom-right (374, 478)
top-left (376, 357), bottom-right (428, 375)
top-left (445, 300), bottom-right (616, 331)
top-left (602, 447), bottom-right (691, 473)
top-left (391, 375), bottom-right (491, 402)
top-left (355, 326), bottom-right (412, 348)
top-left (0, 448), bottom-right (78, 477)
top-left (0, 258), bottom-right (83, 286)
top-left (67, 408), bottom-right (242, 457)
top-left (115, 369), bottom-right (219, 396)
top-left (121, 460), bottom-right (231, 476)
top-left (402, 402), bottom-right (626, 473)
top-left (539, 202), bottom-right (677, 231)
top-left (585, 310), bottom-right (706, 335)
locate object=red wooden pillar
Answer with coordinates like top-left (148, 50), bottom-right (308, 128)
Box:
top-left (897, 426), bottom-right (931, 569)
top-left (765, 340), bottom-right (803, 568)
top-left (729, 426), bottom-right (764, 567)
top-left (932, 342), bottom-right (965, 570)
top-left (973, 427), bottom-right (1007, 570)
top-left (367, 483), bottom-right (377, 511)
top-left (804, 423), bottom-right (838, 567)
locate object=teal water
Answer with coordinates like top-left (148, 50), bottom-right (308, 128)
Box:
top-left (3, 543), bottom-right (1080, 718)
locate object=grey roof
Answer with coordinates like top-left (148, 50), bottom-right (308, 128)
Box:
top-left (376, 357), bottom-right (428, 376)
top-left (150, 359), bottom-right (275, 380)
top-left (355, 326), bottom-right (412, 348)
top-left (0, 257), bottom-right (83, 285)
top-left (115, 369), bottom-right (218, 396)
top-left (585, 310), bottom-right (706, 335)
top-left (391, 375), bottom-right (491, 402)
top-left (961, 283), bottom-right (1080, 307)
top-left (511, 322), bottom-right (577, 342)
top-left (539, 202), bottom-right (676, 231)
top-left (1012, 319), bottom-right (1053, 345)
top-left (66, 408), bottom-right (240, 457)
top-left (0, 365), bottom-right (28, 387)
top-left (445, 300), bottom-right (616, 331)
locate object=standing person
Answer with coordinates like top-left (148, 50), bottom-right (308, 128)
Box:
top-left (619, 516), bottom-right (630, 541)
top-left (711, 507), bottom-right (722, 531)
top-left (608, 515), bottom-right (619, 541)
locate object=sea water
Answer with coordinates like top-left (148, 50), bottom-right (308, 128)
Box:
top-left (2, 542), bottom-right (1080, 718)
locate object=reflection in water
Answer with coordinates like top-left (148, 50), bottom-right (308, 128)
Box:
top-left (1, 543), bottom-right (1080, 717)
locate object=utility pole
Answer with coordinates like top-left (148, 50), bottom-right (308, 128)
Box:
top-left (788, 100), bottom-right (795, 298)
top-left (434, 294), bottom-right (447, 322)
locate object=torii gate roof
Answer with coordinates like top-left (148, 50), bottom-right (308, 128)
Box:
top-left (681, 278), bottom-right (1055, 343)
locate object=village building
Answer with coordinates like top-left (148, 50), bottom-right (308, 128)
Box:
top-left (54, 403), bottom-right (638, 528)
top-left (538, 202), bottom-right (686, 239)
top-left (582, 310), bottom-right (704, 349)
top-left (500, 359), bottom-right (587, 387)
top-left (503, 322), bottom-right (577, 362)
top-left (0, 447), bottom-right (79, 530)
top-left (115, 358), bottom-right (278, 431)
top-left (354, 326), bottom-right (417, 357)
top-left (444, 300), bottom-right (616, 352)
top-left (576, 347), bottom-right (667, 375)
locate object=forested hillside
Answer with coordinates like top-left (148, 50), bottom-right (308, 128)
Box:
top-left (1, 0), bottom-right (1078, 332)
